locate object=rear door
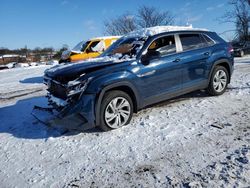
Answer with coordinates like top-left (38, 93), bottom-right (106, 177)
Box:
top-left (177, 33), bottom-right (213, 91)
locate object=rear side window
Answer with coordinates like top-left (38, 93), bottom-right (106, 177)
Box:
top-left (180, 34), bottom-right (206, 51)
top-left (202, 34), bottom-right (214, 46)
top-left (148, 35), bottom-right (176, 56)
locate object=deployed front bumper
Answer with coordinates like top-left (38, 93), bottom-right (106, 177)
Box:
top-left (32, 94), bottom-right (96, 131)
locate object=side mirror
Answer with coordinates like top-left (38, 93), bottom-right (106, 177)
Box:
top-left (141, 50), bottom-right (160, 65)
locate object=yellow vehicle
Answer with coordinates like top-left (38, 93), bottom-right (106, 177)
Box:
top-left (59, 36), bottom-right (120, 63)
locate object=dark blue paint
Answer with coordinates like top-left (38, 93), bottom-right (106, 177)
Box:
top-left (46, 30), bottom-right (234, 129)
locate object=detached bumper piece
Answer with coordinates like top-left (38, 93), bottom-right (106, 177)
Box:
top-left (32, 105), bottom-right (92, 131)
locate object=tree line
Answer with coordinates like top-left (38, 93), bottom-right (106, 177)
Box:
top-left (0, 47), bottom-right (54, 56)
top-left (0, 45), bottom-right (69, 60)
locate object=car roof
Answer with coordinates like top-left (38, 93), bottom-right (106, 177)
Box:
top-left (125, 25), bottom-right (209, 38)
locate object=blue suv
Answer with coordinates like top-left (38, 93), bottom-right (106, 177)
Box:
top-left (40, 26), bottom-right (234, 131)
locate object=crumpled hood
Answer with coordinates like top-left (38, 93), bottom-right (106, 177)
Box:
top-left (45, 57), bottom-right (122, 83)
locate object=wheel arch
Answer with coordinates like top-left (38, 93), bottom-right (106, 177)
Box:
top-left (209, 59), bottom-right (232, 83)
top-left (95, 81), bottom-right (140, 126)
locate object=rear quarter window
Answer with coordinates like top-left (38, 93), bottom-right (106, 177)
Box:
top-left (201, 34), bottom-right (215, 46)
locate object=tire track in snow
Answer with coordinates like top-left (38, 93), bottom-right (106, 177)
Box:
top-left (0, 88), bottom-right (45, 100)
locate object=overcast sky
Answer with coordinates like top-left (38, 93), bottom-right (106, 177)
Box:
top-left (0, 0), bottom-right (234, 49)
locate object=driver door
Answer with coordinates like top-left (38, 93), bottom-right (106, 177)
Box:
top-left (135, 35), bottom-right (183, 105)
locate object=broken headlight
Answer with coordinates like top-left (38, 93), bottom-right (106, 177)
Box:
top-left (66, 77), bottom-right (92, 97)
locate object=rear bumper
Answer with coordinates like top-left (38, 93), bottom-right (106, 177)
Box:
top-left (32, 94), bottom-right (96, 131)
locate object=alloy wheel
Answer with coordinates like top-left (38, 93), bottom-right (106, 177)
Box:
top-left (213, 70), bottom-right (227, 92)
top-left (104, 97), bottom-right (131, 128)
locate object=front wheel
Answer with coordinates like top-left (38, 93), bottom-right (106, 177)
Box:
top-left (99, 90), bottom-right (133, 131)
top-left (207, 66), bottom-right (229, 96)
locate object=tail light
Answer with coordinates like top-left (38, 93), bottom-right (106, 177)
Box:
top-left (228, 44), bottom-right (234, 53)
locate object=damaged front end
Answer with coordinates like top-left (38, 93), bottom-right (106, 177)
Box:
top-left (32, 74), bottom-right (96, 131)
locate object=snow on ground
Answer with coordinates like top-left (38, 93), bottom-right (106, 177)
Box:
top-left (0, 65), bottom-right (50, 106)
top-left (0, 58), bottom-right (249, 187)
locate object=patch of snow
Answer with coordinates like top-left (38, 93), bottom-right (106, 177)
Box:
top-left (37, 62), bottom-right (47, 66)
top-left (47, 55), bottom-right (132, 74)
top-left (0, 57), bottom-right (249, 187)
top-left (79, 55), bottom-right (135, 64)
top-left (46, 60), bottom-right (58, 66)
top-left (91, 36), bottom-right (121, 40)
top-left (235, 55), bottom-right (250, 63)
top-left (6, 62), bottom-right (17, 69)
top-left (1, 54), bottom-right (19, 58)
top-left (30, 62), bottom-right (39, 66)
top-left (126, 25), bottom-right (209, 38)
top-left (15, 63), bottom-right (30, 68)
top-left (0, 65), bottom-right (50, 104)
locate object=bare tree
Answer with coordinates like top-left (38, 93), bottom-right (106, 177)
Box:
top-left (104, 6), bottom-right (174, 36)
top-left (222, 0), bottom-right (250, 41)
top-left (104, 13), bottom-right (137, 35)
top-left (136, 6), bottom-right (174, 28)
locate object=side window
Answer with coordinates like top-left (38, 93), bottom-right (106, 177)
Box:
top-left (180, 34), bottom-right (205, 51)
top-left (202, 34), bottom-right (215, 46)
top-left (91, 40), bottom-right (106, 52)
top-left (148, 35), bottom-right (176, 56)
top-left (86, 41), bottom-right (101, 52)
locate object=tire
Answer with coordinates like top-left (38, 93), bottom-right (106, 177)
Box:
top-left (99, 90), bottom-right (133, 131)
top-left (240, 50), bottom-right (244, 57)
top-left (207, 66), bottom-right (229, 96)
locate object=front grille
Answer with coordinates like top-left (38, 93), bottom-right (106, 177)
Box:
top-left (48, 82), bottom-right (67, 100)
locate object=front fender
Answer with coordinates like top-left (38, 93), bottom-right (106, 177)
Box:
top-left (85, 71), bottom-right (140, 126)
top-left (95, 81), bottom-right (140, 126)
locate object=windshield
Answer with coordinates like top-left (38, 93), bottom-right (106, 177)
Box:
top-left (101, 37), bottom-right (147, 59)
top-left (72, 41), bottom-right (90, 52)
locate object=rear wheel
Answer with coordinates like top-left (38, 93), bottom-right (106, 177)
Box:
top-left (99, 90), bottom-right (133, 131)
top-left (207, 66), bottom-right (229, 96)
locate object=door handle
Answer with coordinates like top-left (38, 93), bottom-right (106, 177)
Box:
top-left (204, 52), bottom-right (210, 56)
top-left (173, 58), bottom-right (181, 63)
